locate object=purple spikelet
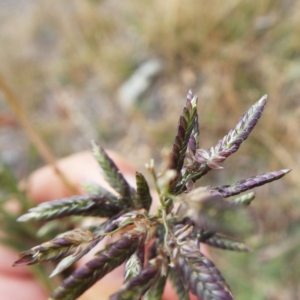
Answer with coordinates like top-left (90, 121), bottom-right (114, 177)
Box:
top-left (215, 169), bottom-right (292, 198)
top-left (13, 91), bottom-right (291, 300)
top-left (50, 234), bottom-right (143, 300)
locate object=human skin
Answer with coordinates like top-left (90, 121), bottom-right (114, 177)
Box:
top-left (1, 151), bottom-right (206, 300)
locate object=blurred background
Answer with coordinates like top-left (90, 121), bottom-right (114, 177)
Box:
top-left (0, 0), bottom-right (299, 299)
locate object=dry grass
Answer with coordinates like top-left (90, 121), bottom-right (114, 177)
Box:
top-left (0, 0), bottom-right (300, 298)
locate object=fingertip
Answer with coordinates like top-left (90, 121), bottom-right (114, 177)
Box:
top-left (0, 245), bottom-right (30, 277)
top-left (0, 274), bottom-right (47, 300)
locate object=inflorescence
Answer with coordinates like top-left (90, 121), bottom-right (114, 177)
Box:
top-left (13, 91), bottom-right (291, 300)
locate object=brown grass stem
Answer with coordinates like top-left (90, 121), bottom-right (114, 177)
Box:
top-left (0, 73), bottom-right (77, 194)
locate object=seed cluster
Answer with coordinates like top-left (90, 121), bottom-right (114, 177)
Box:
top-left (14, 91), bottom-right (291, 300)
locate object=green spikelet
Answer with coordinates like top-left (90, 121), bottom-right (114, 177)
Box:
top-left (203, 234), bottom-right (251, 252)
top-left (135, 172), bottom-right (152, 212)
top-left (92, 141), bottom-right (132, 204)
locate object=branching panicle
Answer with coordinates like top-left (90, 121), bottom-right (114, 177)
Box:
top-left (14, 91), bottom-right (291, 300)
